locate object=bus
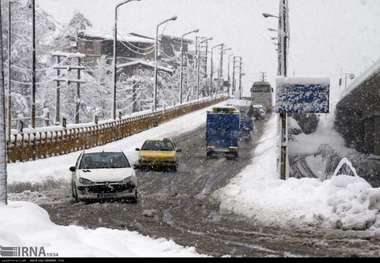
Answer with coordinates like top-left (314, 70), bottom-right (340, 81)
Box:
top-left (250, 81), bottom-right (273, 112)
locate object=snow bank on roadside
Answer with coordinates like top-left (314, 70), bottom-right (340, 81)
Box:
top-left (215, 115), bottom-right (380, 231)
top-left (8, 101), bottom-right (226, 185)
top-left (0, 201), bottom-right (204, 257)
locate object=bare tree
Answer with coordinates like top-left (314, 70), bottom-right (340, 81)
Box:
top-left (0, 0), bottom-right (8, 205)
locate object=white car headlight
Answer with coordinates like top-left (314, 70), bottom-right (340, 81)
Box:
top-left (122, 177), bottom-right (136, 187)
top-left (79, 177), bottom-right (95, 185)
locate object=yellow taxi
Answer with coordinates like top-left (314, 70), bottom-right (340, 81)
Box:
top-left (135, 138), bottom-right (181, 171)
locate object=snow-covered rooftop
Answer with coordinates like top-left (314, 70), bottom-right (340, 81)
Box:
top-left (78, 30), bottom-right (155, 44)
top-left (51, 51), bottom-right (86, 58)
top-left (117, 60), bottom-right (174, 73)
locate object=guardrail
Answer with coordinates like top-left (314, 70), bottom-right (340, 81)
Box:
top-left (7, 97), bottom-right (226, 163)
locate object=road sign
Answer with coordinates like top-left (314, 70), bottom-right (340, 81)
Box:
top-left (276, 77), bottom-right (330, 113)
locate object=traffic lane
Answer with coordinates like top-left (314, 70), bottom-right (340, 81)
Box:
top-left (40, 116), bottom-right (380, 257)
top-left (41, 119), bottom-right (275, 257)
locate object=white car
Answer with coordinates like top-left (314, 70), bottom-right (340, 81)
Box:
top-left (70, 151), bottom-right (138, 203)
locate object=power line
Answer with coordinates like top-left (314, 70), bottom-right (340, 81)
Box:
top-left (117, 32), bottom-right (155, 52)
top-left (116, 35), bottom-right (155, 56)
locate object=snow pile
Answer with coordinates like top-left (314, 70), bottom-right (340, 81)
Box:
top-left (0, 201), bottom-right (204, 257)
top-left (215, 115), bottom-right (380, 231)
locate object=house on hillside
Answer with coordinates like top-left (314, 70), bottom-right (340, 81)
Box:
top-left (67, 30), bottom-right (155, 65)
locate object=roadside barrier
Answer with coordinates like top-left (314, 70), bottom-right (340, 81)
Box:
top-left (7, 97), bottom-right (226, 162)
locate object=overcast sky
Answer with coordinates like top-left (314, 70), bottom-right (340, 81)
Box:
top-left (38, 0), bottom-right (380, 97)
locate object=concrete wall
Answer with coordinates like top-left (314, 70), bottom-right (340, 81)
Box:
top-left (335, 72), bottom-right (380, 155)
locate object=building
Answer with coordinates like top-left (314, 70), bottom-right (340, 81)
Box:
top-left (335, 58), bottom-right (380, 156)
top-left (67, 31), bottom-right (193, 67)
top-left (70, 30), bottom-right (155, 65)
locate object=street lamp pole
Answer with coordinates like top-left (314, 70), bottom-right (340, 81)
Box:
top-left (263, 0), bottom-right (290, 179)
top-left (196, 37), bottom-right (212, 100)
top-left (154, 16), bottom-right (177, 111)
top-left (179, 29), bottom-right (199, 104)
top-left (112, 0), bottom-right (141, 120)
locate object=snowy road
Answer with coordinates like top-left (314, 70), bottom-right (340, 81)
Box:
top-left (14, 117), bottom-right (379, 257)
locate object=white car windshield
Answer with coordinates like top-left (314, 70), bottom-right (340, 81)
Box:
top-left (79, 152), bottom-right (131, 169)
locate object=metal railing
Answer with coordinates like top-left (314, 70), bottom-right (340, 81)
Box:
top-left (7, 96), bottom-right (226, 163)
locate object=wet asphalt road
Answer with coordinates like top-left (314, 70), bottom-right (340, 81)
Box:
top-left (10, 117), bottom-right (380, 257)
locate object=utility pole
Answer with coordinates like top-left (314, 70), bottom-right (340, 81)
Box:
top-left (218, 44), bottom-right (224, 94)
top-left (279, 0), bottom-right (289, 180)
top-left (132, 81), bottom-right (137, 113)
top-left (196, 41), bottom-right (201, 100)
top-left (227, 54), bottom-right (233, 96)
top-left (204, 40), bottom-right (209, 96)
top-left (53, 55), bottom-right (65, 124)
top-left (67, 56), bottom-right (84, 124)
top-left (232, 56), bottom-right (241, 98)
top-left (210, 43), bottom-right (223, 97)
top-left (75, 57), bottom-right (81, 124)
top-left (112, 5), bottom-right (118, 120)
top-left (179, 29), bottom-right (199, 104)
top-left (232, 56), bottom-right (236, 97)
top-left (239, 58), bottom-right (243, 99)
top-left (0, 0), bottom-right (8, 205)
top-left (197, 37), bottom-right (212, 100)
top-left (7, 1), bottom-right (11, 140)
top-left (260, 72), bottom-right (267, 82)
top-left (31, 0), bottom-right (36, 128)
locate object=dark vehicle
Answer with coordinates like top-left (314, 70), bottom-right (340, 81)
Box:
top-left (227, 100), bottom-right (255, 141)
top-left (206, 106), bottom-right (240, 158)
top-left (252, 104), bottom-right (266, 120)
top-left (251, 81), bottom-right (273, 112)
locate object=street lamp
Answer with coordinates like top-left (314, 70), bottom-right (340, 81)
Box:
top-left (153, 15), bottom-right (178, 111)
top-left (262, 13), bottom-right (279, 19)
top-left (179, 29), bottom-right (199, 104)
top-left (268, 28), bottom-right (277, 32)
top-left (112, 0), bottom-right (141, 120)
top-left (196, 37), bottom-right (212, 100)
top-left (340, 73), bottom-right (356, 89)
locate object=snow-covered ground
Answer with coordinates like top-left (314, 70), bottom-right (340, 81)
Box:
top-left (0, 201), bottom-right (204, 257)
top-left (214, 114), bottom-right (380, 232)
top-left (8, 101), bottom-right (226, 185)
top-left (2, 101), bottom-right (227, 258)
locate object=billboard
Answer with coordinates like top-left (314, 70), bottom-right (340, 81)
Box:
top-left (276, 77), bottom-right (330, 113)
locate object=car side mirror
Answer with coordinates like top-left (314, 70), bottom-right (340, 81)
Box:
top-left (176, 149), bottom-right (182, 153)
top-left (135, 148), bottom-right (140, 151)
top-left (69, 166), bottom-right (76, 172)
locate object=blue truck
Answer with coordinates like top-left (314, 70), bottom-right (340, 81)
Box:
top-left (206, 106), bottom-right (240, 158)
